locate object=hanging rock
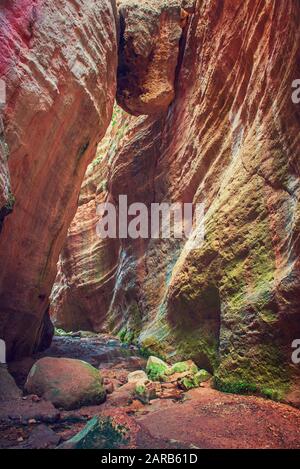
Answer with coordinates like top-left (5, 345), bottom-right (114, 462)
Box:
top-left (117, 0), bottom-right (184, 115)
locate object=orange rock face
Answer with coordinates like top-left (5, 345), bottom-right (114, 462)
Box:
top-left (117, 0), bottom-right (185, 115)
top-left (0, 0), bottom-right (118, 359)
top-left (53, 0), bottom-right (300, 405)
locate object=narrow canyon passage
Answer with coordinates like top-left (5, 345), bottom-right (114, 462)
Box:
top-left (0, 0), bottom-right (300, 452)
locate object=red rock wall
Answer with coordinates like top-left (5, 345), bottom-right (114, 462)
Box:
top-left (50, 107), bottom-right (129, 332)
top-left (52, 0), bottom-right (300, 405)
top-left (0, 0), bottom-right (118, 359)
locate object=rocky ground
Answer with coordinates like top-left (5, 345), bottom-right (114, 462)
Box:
top-left (1, 333), bottom-right (300, 450)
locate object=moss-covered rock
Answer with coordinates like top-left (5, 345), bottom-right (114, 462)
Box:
top-left (178, 375), bottom-right (197, 391)
top-left (164, 360), bottom-right (198, 377)
top-left (58, 416), bottom-right (127, 449)
top-left (177, 369), bottom-right (211, 391)
top-left (25, 357), bottom-right (106, 410)
top-left (134, 380), bottom-right (157, 404)
top-left (194, 369), bottom-right (212, 385)
top-left (214, 343), bottom-right (290, 401)
top-left (146, 356), bottom-right (169, 381)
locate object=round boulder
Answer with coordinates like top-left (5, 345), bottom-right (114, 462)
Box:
top-left (25, 357), bottom-right (106, 410)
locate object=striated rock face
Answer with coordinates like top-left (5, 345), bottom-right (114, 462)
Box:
top-left (50, 107), bottom-right (128, 332)
top-left (0, 0), bottom-right (118, 359)
top-left (53, 0), bottom-right (300, 405)
top-left (117, 0), bottom-right (185, 116)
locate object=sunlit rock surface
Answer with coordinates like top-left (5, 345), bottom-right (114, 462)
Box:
top-left (53, 0), bottom-right (300, 406)
top-left (50, 108), bottom-right (128, 332)
top-left (0, 0), bottom-right (118, 359)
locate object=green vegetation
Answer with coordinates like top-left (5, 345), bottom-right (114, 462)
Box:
top-left (164, 360), bottom-right (198, 376)
top-left (54, 328), bottom-right (73, 337)
top-left (214, 377), bottom-right (258, 395)
top-left (194, 369), bottom-right (211, 384)
top-left (61, 416), bottom-right (128, 449)
top-left (146, 356), bottom-right (169, 381)
top-left (214, 344), bottom-right (290, 401)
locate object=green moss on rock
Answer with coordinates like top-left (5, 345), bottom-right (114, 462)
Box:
top-left (178, 376), bottom-right (196, 391)
top-left (164, 360), bottom-right (198, 376)
top-left (214, 344), bottom-right (290, 401)
top-left (146, 356), bottom-right (169, 381)
top-left (194, 369), bottom-right (211, 384)
top-left (58, 416), bottom-right (127, 449)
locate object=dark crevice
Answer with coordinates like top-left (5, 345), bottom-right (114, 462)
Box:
top-left (0, 204), bottom-right (12, 233)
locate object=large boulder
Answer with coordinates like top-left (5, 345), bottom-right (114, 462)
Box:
top-left (117, 0), bottom-right (185, 115)
top-left (25, 357), bottom-right (106, 410)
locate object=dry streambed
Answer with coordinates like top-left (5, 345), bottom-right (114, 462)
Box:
top-left (1, 333), bottom-right (300, 449)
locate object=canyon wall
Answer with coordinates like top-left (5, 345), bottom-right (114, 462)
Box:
top-left (52, 0), bottom-right (300, 406)
top-left (0, 0), bottom-right (118, 359)
top-left (50, 107), bottom-right (128, 332)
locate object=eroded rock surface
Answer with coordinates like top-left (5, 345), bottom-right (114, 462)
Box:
top-left (0, 0), bottom-right (118, 359)
top-left (117, 0), bottom-right (185, 115)
top-left (52, 0), bottom-right (300, 406)
top-left (50, 106), bottom-right (128, 332)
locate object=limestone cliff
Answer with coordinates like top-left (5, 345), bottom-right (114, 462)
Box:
top-left (52, 0), bottom-right (300, 406)
top-left (0, 0), bottom-right (118, 359)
